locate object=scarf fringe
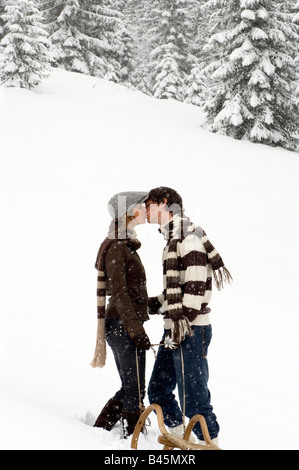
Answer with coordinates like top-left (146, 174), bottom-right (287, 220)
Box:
top-left (171, 316), bottom-right (192, 346)
top-left (90, 318), bottom-right (106, 368)
top-left (213, 267), bottom-right (233, 291)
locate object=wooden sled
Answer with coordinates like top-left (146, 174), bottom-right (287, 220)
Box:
top-left (131, 404), bottom-right (221, 451)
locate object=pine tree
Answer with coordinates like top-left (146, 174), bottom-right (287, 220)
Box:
top-left (123, 0), bottom-right (153, 93)
top-left (189, 0), bottom-right (209, 64)
top-left (275, 0), bottom-right (296, 13)
top-left (148, 0), bottom-right (194, 101)
top-left (103, 0), bottom-right (135, 83)
top-left (183, 1), bottom-right (212, 104)
top-left (49, 0), bottom-right (127, 81)
top-left (152, 49), bottom-right (184, 100)
top-left (201, 0), bottom-right (299, 151)
top-left (116, 23), bottom-right (135, 82)
top-left (185, 63), bottom-right (205, 105)
top-left (293, 1), bottom-right (299, 113)
top-left (50, 0), bottom-right (87, 73)
top-left (0, 0), bottom-right (52, 89)
top-left (41, 0), bottom-right (65, 38)
top-left (131, 63), bottom-right (152, 94)
top-left (275, 0), bottom-right (299, 65)
top-left (293, 1), bottom-right (299, 65)
top-left (0, 0), bottom-right (6, 42)
top-left (82, 0), bottom-right (123, 80)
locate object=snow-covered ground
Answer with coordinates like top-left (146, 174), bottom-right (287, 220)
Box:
top-left (0, 69), bottom-right (299, 450)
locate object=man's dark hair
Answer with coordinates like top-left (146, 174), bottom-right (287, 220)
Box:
top-left (147, 187), bottom-right (183, 214)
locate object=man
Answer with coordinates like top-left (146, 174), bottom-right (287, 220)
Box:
top-left (145, 187), bottom-right (232, 445)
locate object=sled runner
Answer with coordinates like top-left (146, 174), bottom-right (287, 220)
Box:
top-left (131, 404), bottom-right (221, 451)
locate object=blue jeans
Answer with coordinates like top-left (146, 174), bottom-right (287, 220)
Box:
top-left (106, 319), bottom-right (146, 411)
top-left (148, 325), bottom-right (220, 440)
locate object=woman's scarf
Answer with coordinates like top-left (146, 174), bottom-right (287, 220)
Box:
top-left (91, 234), bottom-right (141, 368)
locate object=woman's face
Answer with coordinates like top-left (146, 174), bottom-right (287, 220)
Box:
top-left (132, 203), bottom-right (147, 225)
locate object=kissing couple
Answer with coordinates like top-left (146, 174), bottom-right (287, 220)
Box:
top-left (91, 187), bottom-right (232, 446)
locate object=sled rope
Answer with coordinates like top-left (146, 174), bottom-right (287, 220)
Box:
top-left (135, 348), bottom-right (144, 413)
top-left (149, 343), bottom-right (187, 432)
top-left (180, 346), bottom-right (186, 433)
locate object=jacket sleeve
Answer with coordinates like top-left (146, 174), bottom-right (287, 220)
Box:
top-left (105, 242), bottom-right (145, 339)
top-left (179, 234), bottom-right (208, 317)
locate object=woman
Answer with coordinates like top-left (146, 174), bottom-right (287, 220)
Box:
top-left (91, 191), bottom-right (151, 438)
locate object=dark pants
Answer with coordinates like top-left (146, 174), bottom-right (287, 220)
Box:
top-left (106, 319), bottom-right (146, 411)
top-left (148, 325), bottom-right (220, 440)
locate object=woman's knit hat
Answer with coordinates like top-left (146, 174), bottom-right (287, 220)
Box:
top-left (108, 191), bottom-right (148, 219)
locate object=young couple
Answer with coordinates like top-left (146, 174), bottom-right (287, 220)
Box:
top-left (91, 187), bottom-right (232, 444)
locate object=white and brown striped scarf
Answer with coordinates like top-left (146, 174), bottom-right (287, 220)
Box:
top-left (161, 215), bottom-right (232, 346)
top-left (90, 237), bottom-right (114, 368)
top-left (91, 233), bottom-right (141, 368)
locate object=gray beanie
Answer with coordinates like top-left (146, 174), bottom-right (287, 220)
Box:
top-left (108, 191), bottom-right (148, 219)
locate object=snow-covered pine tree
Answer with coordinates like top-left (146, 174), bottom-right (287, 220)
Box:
top-left (81, 0), bottom-right (123, 81)
top-left (103, 0), bottom-right (135, 83)
top-left (0, 0), bottom-right (52, 89)
top-left (0, 0), bottom-right (6, 42)
top-left (275, 0), bottom-right (296, 13)
top-left (292, 1), bottom-right (299, 64)
top-left (189, 0), bottom-right (209, 63)
top-left (131, 63), bottom-right (152, 94)
top-left (152, 48), bottom-right (184, 100)
top-left (275, 0), bottom-right (299, 68)
top-left (294, 1), bottom-right (299, 62)
top-left (50, 0), bottom-right (87, 73)
top-left (41, 0), bottom-right (64, 35)
top-left (123, 0), bottom-right (153, 94)
top-left (183, 1), bottom-right (208, 103)
top-left (293, 1), bottom-right (299, 113)
top-left (185, 62), bottom-right (205, 106)
top-left (50, 0), bottom-right (126, 81)
top-left (148, 0), bottom-right (194, 101)
top-left (201, 0), bottom-right (299, 151)
top-left (268, 0), bottom-right (299, 122)
top-left (116, 22), bottom-right (135, 83)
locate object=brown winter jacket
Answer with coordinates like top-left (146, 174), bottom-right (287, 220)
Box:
top-left (104, 238), bottom-right (149, 339)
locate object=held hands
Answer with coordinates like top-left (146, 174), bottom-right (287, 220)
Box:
top-left (134, 331), bottom-right (151, 350)
top-left (163, 316), bottom-right (193, 350)
top-left (148, 297), bottom-right (162, 315)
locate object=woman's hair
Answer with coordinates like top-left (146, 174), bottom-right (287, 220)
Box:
top-left (108, 214), bottom-right (136, 240)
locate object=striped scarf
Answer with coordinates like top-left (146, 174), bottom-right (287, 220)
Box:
top-left (90, 237), bottom-right (114, 368)
top-left (91, 235), bottom-right (141, 368)
top-left (161, 215), bottom-right (232, 346)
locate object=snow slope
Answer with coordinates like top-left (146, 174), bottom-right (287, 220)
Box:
top-left (0, 69), bottom-right (299, 450)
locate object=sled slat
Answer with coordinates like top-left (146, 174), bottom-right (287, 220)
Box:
top-left (131, 404), bottom-right (221, 451)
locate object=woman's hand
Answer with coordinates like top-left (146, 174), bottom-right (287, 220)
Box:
top-left (134, 332), bottom-right (151, 350)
